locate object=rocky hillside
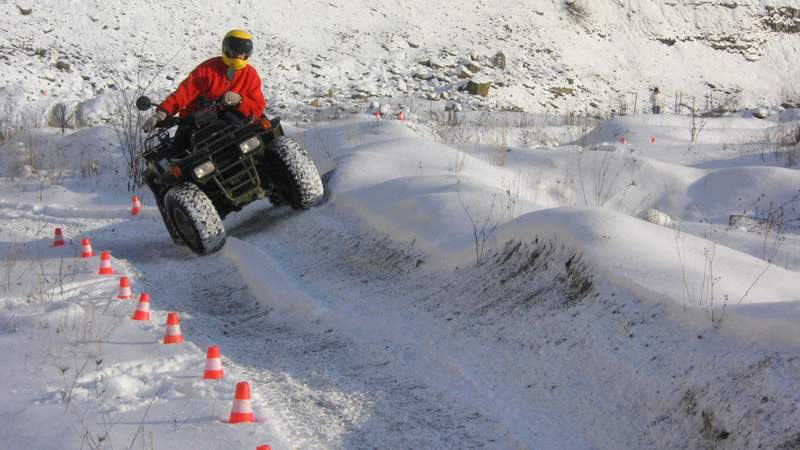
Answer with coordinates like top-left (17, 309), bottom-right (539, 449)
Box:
top-left (1, 0), bottom-right (799, 123)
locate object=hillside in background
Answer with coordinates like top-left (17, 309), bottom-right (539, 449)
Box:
top-left (2, 0), bottom-right (800, 125)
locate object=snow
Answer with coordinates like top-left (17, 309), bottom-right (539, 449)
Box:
top-left (2, 1), bottom-right (800, 449)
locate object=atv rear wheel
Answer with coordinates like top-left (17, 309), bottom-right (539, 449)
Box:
top-left (265, 136), bottom-right (323, 209)
top-left (163, 182), bottom-right (225, 255)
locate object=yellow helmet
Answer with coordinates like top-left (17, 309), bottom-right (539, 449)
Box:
top-left (221, 29), bottom-right (253, 70)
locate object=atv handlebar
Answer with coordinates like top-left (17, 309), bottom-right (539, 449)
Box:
top-left (138, 95), bottom-right (231, 132)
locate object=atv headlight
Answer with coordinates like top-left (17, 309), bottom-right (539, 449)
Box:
top-left (239, 136), bottom-right (261, 154)
top-left (193, 161), bottom-right (216, 179)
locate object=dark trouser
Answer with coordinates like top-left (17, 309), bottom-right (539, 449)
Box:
top-left (652, 105), bottom-right (661, 114)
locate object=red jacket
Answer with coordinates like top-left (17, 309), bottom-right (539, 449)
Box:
top-left (158, 57), bottom-right (266, 119)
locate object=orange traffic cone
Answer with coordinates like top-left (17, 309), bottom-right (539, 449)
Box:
top-left (117, 276), bottom-right (132, 300)
top-left (257, 446), bottom-right (272, 450)
top-left (131, 293), bottom-right (151, 321)
top-left (619, 136), bottom-right (628, 145)
top-left (203, 345), bottom-right (224, 379)
top-left (163, 312), bottom-right (184, 344)
top-left (80, 238), bottom-right (94, 258)
top-left (131, 195), bottom-right (142, 216)
top-left (53, 227), bottom-right (65, 247)
top-left (398, 111), bottom-right (405, 122)
top-left (228, 381), bottom-right (255, 423)
top-left (373, 110), bottom-right (382, 120)
top-left (650, 136), bottom-right (656, 144)
top-left (97, 250), bottom-right (114, 275)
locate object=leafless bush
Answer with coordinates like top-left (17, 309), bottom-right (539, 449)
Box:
top-left (689, 98), bottom-right (707, 143)
top-left (456, 179), bottom-right (517, 265)
top-left (49, 102), bottom-right (77, 134)
top-left (107, 45), bottom-right (182, 191)
top-left (674, 227), bottom-right (725, 321)
top-left (761, 123), bottom-right (800, 167)
top-left (701, 92), bottom-right (740, 117)
top-left (576, 150), bottom-right (638, 208)
top-left (0, 119), bottom-right (17, 145)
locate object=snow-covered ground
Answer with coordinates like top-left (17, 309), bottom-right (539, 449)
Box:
top-left (2, 111), bottom-right (800, 448)
top-left (3, 1), bottom-right (800, 449)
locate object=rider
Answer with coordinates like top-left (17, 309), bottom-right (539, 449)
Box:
top-left (142, 29), bottom-right (267, 152)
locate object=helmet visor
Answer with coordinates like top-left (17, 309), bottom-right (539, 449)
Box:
top-left (222, 36), bottom-right (253, 59)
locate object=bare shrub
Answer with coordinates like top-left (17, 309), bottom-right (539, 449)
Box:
top-left (768, 124), bottom-right (800, 167)
top-left (107, 45), bottom-right (182, 191)
top-left (689, 97), bottom-right (707, 143)
top-left (673, 227), bottom-right (725, 321)
top-left (456, 179), bottom-right (518, 265)
top-left (576, 150), bottom-right (637, 208)
top-left (0, 119), bottom-right (18, 145)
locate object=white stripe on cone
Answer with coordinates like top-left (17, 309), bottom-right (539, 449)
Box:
top-left (165, 325), bottom-right (181, 335)
top-left (231, 399), bottom-right (253, 414)
top-left (118, 287), bottom-right (132, 299)
top-left (137, 302), bottom-right (150, 312)
top-left (205, 358), bottom-right (223, 371)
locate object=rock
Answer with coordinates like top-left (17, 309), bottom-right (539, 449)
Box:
top-left (457, 67), bottom-right (473, 79)
top-left (55, 60), bottom-right (71, 72)
top-left (493, 51), bottom-right (507, 70)
top-left (466, 79), bottom-right (492, 97)
top-left (408, 41), bottom-right (420, 48)
top-left (548, 86), bottom-right (575, 97)
top-left (17, 5), bottom-right (32, 15)
top-left (418, 58), bottom-right (431, 67)
top-left (469, 51), bottom-right (481, 61)
top-left (467, 62), bottom-right (482, 73)
top-left (309, 99), bottom-right (322, 107)
top-left (643, 209), bottom-right (673, 227)
top-left (429, 57), bottom-right (446, 69)
top-left (445, 102), bottom-right (463, 112)
top-left (753, 107), bottom-right (769, 119)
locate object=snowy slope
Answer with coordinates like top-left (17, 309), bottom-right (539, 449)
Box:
top-left (2, 0), bottom-right (800, 126)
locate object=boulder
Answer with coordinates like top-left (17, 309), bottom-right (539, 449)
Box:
top-left (643, 209), bottom-right (673, 227)
top-left (493, 51), bottom-right (507, 70)
top-left (466, 79), bottom-right (492, 97)
top-left (55, 60), bottom-right (71, 72)
top-left (753, 107), bottom-right (769, 119)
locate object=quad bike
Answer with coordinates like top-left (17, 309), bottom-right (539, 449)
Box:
top-left (136, 95), bottom-right (323, 255)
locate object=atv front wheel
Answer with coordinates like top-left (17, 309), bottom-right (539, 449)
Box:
top-left (163, 182), bottom-right (225, 255)
top-left (155, 196), bottom-right (185, 246)
top-left (265, 136), bottom-right (323, 209)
